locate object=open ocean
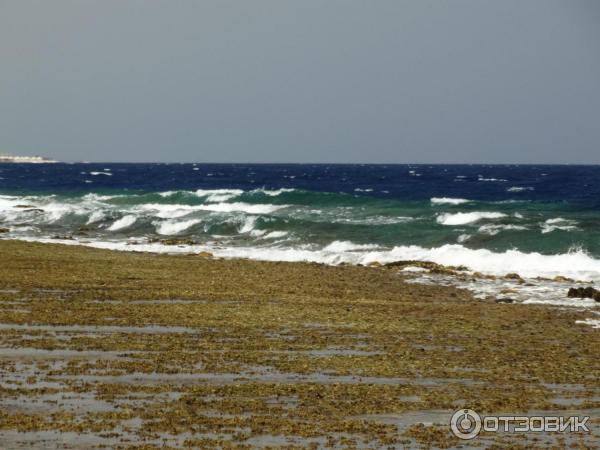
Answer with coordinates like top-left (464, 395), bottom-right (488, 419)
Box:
top-left (2, 163), bottom-right (600, 306)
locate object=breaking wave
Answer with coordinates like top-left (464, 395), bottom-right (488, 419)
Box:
top-left (436, 211), bottom-right (507, 225)
top-left (430, 197), bottom-right (471, 205)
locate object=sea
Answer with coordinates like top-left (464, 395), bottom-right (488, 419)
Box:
top-left (1, 163), bottom-right (599, 315)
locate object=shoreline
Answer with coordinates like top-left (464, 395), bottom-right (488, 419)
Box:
top-left (7, 235), bottom-right (600, 310)
top-left (0, 240), bottom-right (598, 447)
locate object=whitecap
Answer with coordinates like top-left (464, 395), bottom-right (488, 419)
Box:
top-left (86, 210), bottom-right (106, 224)
top-left (336, 216), bottom-right (413, 225)
top-left (507, 186), bottom-right (534, 192)
top-left (239, 216), bottom-right (258, 233)
top-left (478, 224), bottom-right (527, 235)
top-left (195, 189), bottom-right (243, 203)
top-left (107, 215), bottom-right (137, 231)
top-left (155, 219), bottom-right (201, 235)
top-left (478, 177), bottom-right (508, 182)
top-left (323, 240), bottom-right (380, 252)
top-left (541, 218), bottom-right (578, 234)
top-left (430, 197), bottom-right (471, 205)
top-left (158, 191), bottom-right (178, 198)
top-left (253, 188), bottom-right (295, 196)
top-left (436, 211), bottom-right (507, 225)
top-left (197, 202), bottom-right (287, 215)
top-left (261, 231), bottom-right (289, 239)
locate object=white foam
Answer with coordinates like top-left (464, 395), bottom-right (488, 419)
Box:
top-left (89, 172), bottom-right (112, 176)
top-left (136, 203), bottom-right (197, 219)
top-left (155, 219), bottom-right (201, 235)
top-left (195, 189), bottom-right (243, 203)
top-left (478, 224), bottom-right (527, 235)
top-left (541, 218), bottom-right (578, 234)
top-left (139, 201), bottom-right (284, 216)
top-left (37, 238), bottom-right (599, 285)
top-left (478, 177), bottom-right (508, 182)
top-left (158, 191), bottom-right (178, 198)
top-left (41, 202), bottom-right (89, 223)
top-left (258, 188), bottom-right (295, 196)
top-left (507, 186), bottom-right (534, 192)
top-left (436, 211), bottom-right (507, 225)
top-left (575, 319), bottom-right (600, 328)
top-left (525, 298), bottom-right (597, 308)
top-left (336, 215), bottom-right (414, 225)
top-left (322, 240), bottom-right (380, 252)
top-left (430, 197), bottom-right (471, 205)
top-left (197, 202), bottom-right (287, 214)
top-left (261, 231), bottom-right (289, 239)
top-left (107, 215), bottom-right (137, 231)
top-left (0, 195), bottom-right (25, 212)
top-left (86, 210), bottom-right (106, 224)
top-left (401, 266), bottom-right (428, 273)
top-left (239, 216), bottom-right (257, 233)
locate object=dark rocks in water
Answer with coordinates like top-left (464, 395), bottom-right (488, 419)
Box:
top-left (75, 226), bottom-right (91, 236)
top-left (0, 227), bottom-right (9, 233)
top-left (148, 238), bottom-right (197, 246)
top-left (553, 275), bottom-right (574, 283)
top-left (384, 260), bottom-right (467, 275)
top-left (51, 235), bottom-right (74, 240)
top-left (567, 287), bottom-right (600, 302)
top-left (495, 297), bottom-right (514, 304)
top-left (504, 273), bottom-right (523, 280)
top-left (13, 204), bottom-right (44, 213)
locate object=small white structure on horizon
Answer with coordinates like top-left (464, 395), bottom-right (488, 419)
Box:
top-left (0, 153), bottom-right (58, 163)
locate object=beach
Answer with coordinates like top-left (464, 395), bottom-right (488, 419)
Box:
top-left (0, 239), bottom-right (598, 448)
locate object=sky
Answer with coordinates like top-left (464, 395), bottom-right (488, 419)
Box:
top-left (1, 1), bottom-right (599, 164)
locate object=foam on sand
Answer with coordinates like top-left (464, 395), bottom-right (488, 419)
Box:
top-left (42, 236), bottom-right (598, 285)
top-left (575, 318), bottom-right (600, 329)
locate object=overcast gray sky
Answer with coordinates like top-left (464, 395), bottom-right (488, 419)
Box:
top-left (1, 0), bottom-right (599, 163)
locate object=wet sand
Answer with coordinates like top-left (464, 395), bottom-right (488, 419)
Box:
top-left (0, 240), bottom-right (598, 448)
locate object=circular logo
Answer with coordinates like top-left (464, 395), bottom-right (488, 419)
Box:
top-left (450, 409), bottom-right (482, 439)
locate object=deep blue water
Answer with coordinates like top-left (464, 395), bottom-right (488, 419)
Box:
top-left (1, 163), bottom-right (600, 207)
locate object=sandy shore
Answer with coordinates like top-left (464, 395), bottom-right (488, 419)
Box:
top-left (0, 240), bottom-right (598, 448)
